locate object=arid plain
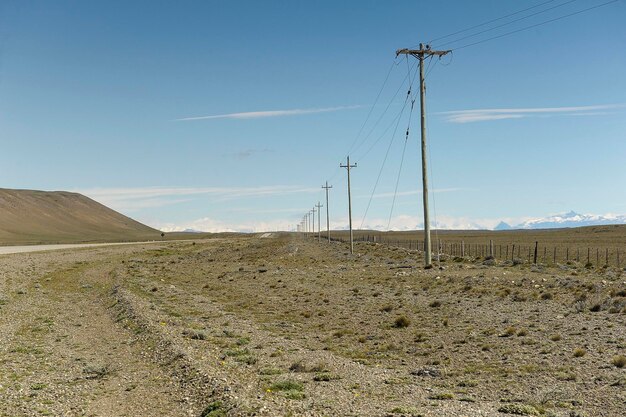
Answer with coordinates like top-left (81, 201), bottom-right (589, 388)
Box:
top-left (1, 231), bottom-right (624, 417)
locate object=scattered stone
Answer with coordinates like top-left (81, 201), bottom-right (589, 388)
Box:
top-left (411, 367), bottom-right (441, 377)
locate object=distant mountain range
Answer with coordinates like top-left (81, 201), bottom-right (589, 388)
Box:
top-left (495, 211), bottom-right (626, 230)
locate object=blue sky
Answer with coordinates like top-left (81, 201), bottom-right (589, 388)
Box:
top-left (1, 0), bottom-right (625, 232)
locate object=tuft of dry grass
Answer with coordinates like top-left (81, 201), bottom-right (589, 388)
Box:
top-left (393, 315), bottom-right (410, 328)
top-left (612, 355), bottom-right (626, 368)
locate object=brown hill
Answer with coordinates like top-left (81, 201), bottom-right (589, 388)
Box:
top-left (0, 188), bottom-right (162, 245)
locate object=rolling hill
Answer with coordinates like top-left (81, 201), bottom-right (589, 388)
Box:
top-left (0, 188), bottom-right (162, 245)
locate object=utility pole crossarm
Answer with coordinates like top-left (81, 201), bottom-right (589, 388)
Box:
top-left (396, 47), bottom-right (452, 58)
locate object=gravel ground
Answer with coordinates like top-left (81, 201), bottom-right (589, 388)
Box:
top-left (0, 234), bottom-right (624, 416)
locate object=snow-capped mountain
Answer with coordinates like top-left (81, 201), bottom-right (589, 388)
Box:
top-left (514, 211), bottom-right (626, 229)
top-left (494, 221), bottom-right (512, 230)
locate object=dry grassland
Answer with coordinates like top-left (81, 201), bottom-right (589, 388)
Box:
top-left (1, 231), bottom-right (625, 416)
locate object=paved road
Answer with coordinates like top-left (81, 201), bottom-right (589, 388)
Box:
top-left (0, 241), bottom-right (167, 255)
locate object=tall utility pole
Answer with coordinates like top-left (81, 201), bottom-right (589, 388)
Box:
top-left (310, 208), bottom-right (315, 238)
top-left (396, 44), bottom-right (450, 268)
top-left (315, 201), bottom-right (323, 242)
top-left (322, 181), bottom-right (333, 243)
top-left (340, 156), bottom-right (357, 254)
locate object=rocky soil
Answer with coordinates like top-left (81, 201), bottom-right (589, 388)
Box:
top-left (1, 234), bottom-right (624, 416)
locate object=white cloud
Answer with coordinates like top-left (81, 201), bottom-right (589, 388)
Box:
top-left (152, 211), bottom-right (625, 234)
top-left (175, 105), bottom-right (361, 121)
top-left (155, 213), bottom-right (534, 234)
top-left (440, 104), bottom-right (624, 123)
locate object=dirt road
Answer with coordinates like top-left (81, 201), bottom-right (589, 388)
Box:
top-left (0, 240), bottom-right (171, 255)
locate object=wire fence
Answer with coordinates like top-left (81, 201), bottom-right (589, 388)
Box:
top-left (327, 234), bottom-right (624, 268)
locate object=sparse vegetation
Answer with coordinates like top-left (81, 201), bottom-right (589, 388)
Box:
top-left (199, 401), bottom-right (226, 417)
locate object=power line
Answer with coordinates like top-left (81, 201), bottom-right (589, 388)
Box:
top-left (453, 0), bottom-right (620, 51)
top-left (359, 97), bottom-right (408, 230)
top-left (435, 0), bottom-right (579, 48)
top-left (427, 0), bottom-right (559, 44)
top-left (351, 59), bottom-right (417, 158)
top-left (359, 61), bottom-right (418, 229)
top-left (355, 58), bottom-right (419, 162)
top-left (387, 112), bottom-right (413, 231)
top-left (346, 58), bottom-right (399, 156)
top-left (355, 102), bottom-right (407, 162)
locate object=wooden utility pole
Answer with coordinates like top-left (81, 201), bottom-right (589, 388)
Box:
top-left (396, 44), bottom-right (450, 268)
top-left (315, 202), bottom-right (323, 242)
top-left (310, 208), bottom-right (315, 238)
top-left (340, 156), bottom-right (357, 254)
top-left (306, 213), bottom-right (310, 237)
top-left (322, 182), bottom-right (333, 242)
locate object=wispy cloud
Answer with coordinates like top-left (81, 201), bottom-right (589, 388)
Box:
top-left (440, 104), bottom-right (624, 123)
top-left (357, 188), bottom-right (470, 199)
top-left (78, 186), bottom-right (319, 211)
top-left (176, 105), bottom-right (361, 121)
top-left (226, 148), bottom-right (273, 160)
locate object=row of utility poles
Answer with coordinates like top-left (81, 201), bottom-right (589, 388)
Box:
top-left (298, 157), bottom-right (355, 253)
top-left (297, 44), bottom-right (449, 267)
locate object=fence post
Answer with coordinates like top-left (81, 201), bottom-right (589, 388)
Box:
top-left (543, 246), bottom-right (547, 263)
top-left (566, 247), bottom-right (569, 262)
top-left (596, 248), bottom-right (599, 267)
top-left (587, 248), bottom-right (590, 264)
top-left (605, 248), bottom-right (608, 266)
top-left (618, 249), bottom-right (620, 268)
top-left (533, 241), bottom-right (538, 264)
top-left (553, 247), bottom-right (556, 264)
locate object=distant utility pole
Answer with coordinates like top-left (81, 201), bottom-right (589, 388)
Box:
top-left (315, 201), bottom-right (323, 242)
top-left (322, 181), bottom-right (333, 243)
top-left (340, 156), bottom-right (357, 254)
top-left (396, 44), bottom-right (450, 268)
top-left (310, 208), bottom-right (315, 238)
